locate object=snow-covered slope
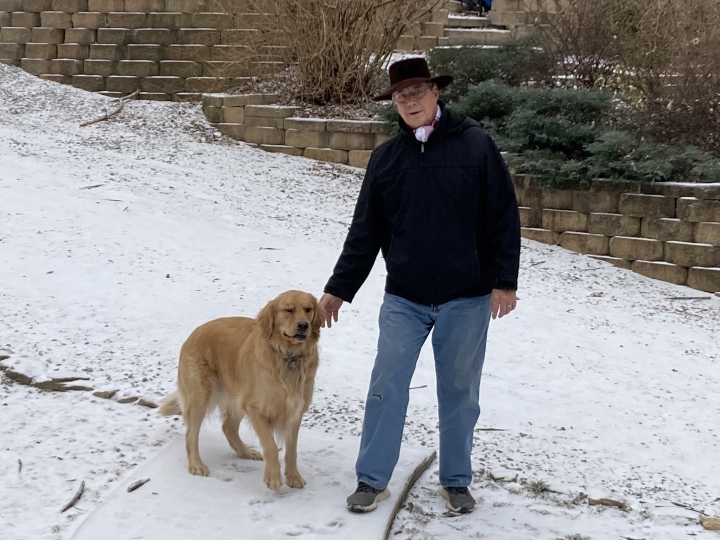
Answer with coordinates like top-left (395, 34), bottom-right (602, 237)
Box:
top-left (1, 64), bottom-right (719, 540)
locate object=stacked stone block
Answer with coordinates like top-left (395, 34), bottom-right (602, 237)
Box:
top-left (513, 174), bottom-right (720, 292)
top-left (205, 93), bottom-right (391, 168)
top-left (0, 0), bottom-right (288, 99)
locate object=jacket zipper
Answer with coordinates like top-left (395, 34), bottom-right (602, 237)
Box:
top-left (420, 141), bottom-right (434, 304)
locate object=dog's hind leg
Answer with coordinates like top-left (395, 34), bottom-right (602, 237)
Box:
top-left (178, 365), bottom-right (212, 477)
top-left (183, 400), bottom-right (210, 476)
top-left (221, 409), bottom-right (262, 461)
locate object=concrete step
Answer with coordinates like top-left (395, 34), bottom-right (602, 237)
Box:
top-left (447, 14), bottom-right (490, 28)
top-left (442, 27), bottom-right (512, 46)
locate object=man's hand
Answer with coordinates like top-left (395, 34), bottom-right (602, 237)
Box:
top-left (491, 289), bottom-right (517, 320)
top-left (319, 293), bottom-right (344, 328)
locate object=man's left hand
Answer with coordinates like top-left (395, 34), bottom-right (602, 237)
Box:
top-left (491, 289), bottom-right (517, 320)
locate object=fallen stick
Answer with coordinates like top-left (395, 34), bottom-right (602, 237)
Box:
top-left (127, 478), bottom-right (151, 493)
top-left (668, 296), bottom-right (710, 301)
top-left (409, 385), bottom-right (427, 390)
top-left (382, 451), bottom-right (436, 540)
top-left (18, 459), bottom-right (22, 473)
top-left (670, 500), bottom-right (711, 516)
top-left (61, 481), bottom-right (85, 513)
top-left (588, 497), bottom-right (629, 511)
top-left (80, 90), bottom-right (139, 127)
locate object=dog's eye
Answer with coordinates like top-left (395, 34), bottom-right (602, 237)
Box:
top-left (285, 308), bottom-right (294, 313)
top-left (304, 307), bottom-right (312, 313)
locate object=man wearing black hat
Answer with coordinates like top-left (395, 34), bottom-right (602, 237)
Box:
top-left (319, 57), bottom-right (520, 514)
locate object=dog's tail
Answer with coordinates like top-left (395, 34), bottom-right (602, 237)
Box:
top-left (158, 390), bottom-right (182, 416)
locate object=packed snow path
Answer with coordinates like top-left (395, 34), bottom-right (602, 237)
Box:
top-left (1, 64), bottom-right (719, 540)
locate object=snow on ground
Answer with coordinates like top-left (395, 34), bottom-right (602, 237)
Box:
top-left (1, 63), bottom-right (719, 540)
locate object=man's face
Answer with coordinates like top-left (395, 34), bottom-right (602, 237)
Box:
top-left (392, 83), bottom-right (440, 130)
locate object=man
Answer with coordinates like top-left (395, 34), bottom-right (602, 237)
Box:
top-left (319, 58), bottom-right (520, 514)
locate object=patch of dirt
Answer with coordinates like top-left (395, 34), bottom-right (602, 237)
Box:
top-left (226, 66), bottom-right (391, 120)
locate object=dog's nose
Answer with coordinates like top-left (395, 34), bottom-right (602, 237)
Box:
top-left (297, 321), bottom-right (309, 333)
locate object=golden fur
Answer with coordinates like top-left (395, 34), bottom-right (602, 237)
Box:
top-left (159, 290), bottom-right (325, 491)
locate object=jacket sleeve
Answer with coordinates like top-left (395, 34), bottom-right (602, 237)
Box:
top-left (481, 132), bottom-right (521, 290)
top-left (324, 153), bottom-right (384, 302)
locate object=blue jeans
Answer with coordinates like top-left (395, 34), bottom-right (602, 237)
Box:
top-left (355, 292), bottom-right (492, 489)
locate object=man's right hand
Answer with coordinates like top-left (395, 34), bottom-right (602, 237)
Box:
top-left (319, 293), bottom-right (344, 328)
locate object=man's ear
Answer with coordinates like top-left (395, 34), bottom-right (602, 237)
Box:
top-left (256, 299), bottom-right (275, 338)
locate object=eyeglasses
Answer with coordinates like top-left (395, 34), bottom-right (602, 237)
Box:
top-left (392, 83), bottom-right (434, 105)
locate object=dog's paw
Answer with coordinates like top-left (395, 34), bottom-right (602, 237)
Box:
top-left (286, 471), bottom-right (306, 489)
top-left (188, 462), bottom-right (210, 476)
top-left (240, 448), bottom-right (263, 461)
top-left (264, 467), bottom-right (283, 491)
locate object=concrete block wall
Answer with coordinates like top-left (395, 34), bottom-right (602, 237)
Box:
top-left (1, 0), bottom-right (454, 98)
top-left (0, 0), bottom-right (289, 100)
top-left (514, 175), bottom-right (720, 293)
top-left (203, 93), bottom-right (391, 168)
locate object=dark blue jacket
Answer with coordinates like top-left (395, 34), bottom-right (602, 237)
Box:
top-left (324, 105), bottom-right (520, 306)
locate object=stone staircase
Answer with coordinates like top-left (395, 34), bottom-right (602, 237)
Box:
top-left (0, 0), bottom-right (284, 100)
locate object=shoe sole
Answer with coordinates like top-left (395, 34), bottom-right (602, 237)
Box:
top-left (347, 488), bottom-right (390, 513)
top-left (439, 486), bottom-right (475, 514)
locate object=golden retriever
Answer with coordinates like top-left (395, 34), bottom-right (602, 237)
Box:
top-left (159, 290), bottom-right (325, 491)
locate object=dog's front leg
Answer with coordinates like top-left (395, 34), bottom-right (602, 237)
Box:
top-left (284, 420), bottom-right (305, 488)
top-left (247, 411), bottom-right (282, 491)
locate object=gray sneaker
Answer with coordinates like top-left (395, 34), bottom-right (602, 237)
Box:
top-left (440, 486), bottom-right (476, 513)
top-left (346, 482), bottom-right (390, 513)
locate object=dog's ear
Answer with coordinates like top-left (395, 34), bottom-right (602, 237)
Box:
top-left (257, 299), bottom-right (275, 338)
top-left (312, 296), bottom-right (326, 334)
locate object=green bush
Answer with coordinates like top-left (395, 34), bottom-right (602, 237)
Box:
top-left (447, 81), bottom-right (720, 186)
top-left (428, 38), bottom-right (554, 102)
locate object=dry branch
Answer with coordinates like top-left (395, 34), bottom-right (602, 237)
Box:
top-left (80, 90), bottom-right (140, 128)
top-left (61, 481), bottom-right (85, 513)
top-left (127, 478), bottom-right (151, 493)
top-left (588, 497), bottom-right (629, 511)
top-left (224, 0), bottom-right (442, 104)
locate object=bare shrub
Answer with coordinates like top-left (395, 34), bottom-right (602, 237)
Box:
top-left (221, 0), bottom-right (442, 104)
top-left (537, 0), bottom-right (720, 155)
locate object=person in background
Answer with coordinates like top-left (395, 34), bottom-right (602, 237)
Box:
top-left (319, 57), bottom-right (520, 515)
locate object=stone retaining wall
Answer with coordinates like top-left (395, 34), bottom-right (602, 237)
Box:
top-left (203, 93), bottom-right (391, 168)
top-left (0, 0), bottom-right (452, 100)
top-left (514, 175), bottom-right (720, 293)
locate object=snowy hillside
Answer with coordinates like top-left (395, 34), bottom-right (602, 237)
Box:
top-left (1, 64), bottom-right (719, 540)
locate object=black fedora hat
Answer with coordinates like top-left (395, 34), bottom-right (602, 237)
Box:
top-left (373, 57), bottom-right (453, 101)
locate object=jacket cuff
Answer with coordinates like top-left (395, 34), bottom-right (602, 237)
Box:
top-left (323, 280), bottom-right (355, 303)
top-left (495, 279), bottom-right (517, 291)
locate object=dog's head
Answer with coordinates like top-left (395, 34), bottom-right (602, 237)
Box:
top-left (257, 290), bottom-right (326, 345)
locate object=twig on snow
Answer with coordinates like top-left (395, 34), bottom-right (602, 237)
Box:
top-left (409, 385), bottom-right (427, 390)
top-left (17, 459), bottom-right (22, 473)
top-left (670, 500), bottom-right (711, 515)
top-left (61, 481), bottom-right (85, 512)
top-left (127, 478), bottom-right (151, 493)
top-left (668, 296), bottom-right (710, 301)
top-left (80, 89), bottom-right (140, 127)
